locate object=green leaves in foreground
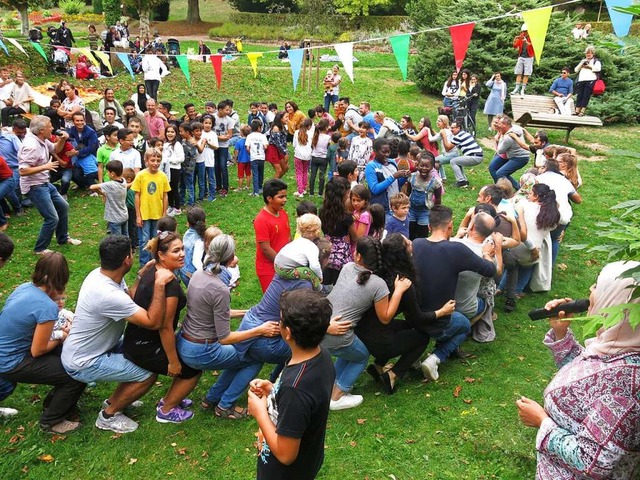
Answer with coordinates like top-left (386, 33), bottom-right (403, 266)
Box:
top-left (571, 303), bottom-right (640, 340)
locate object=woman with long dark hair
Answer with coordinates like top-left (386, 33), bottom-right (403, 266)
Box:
top-left (356, 234), bottom-right (454, 394)
top-left (266, 111), bottom-right (289, 178)
top-left (130, 83), bottom-right (150, 114)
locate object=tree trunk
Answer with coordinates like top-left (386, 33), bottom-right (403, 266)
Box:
top-left (186, 0), bottom-right (201, 24)
top-left (18, 3), bottom-right (29, 36)
top-left (138, 7), bottom-right (151, 38)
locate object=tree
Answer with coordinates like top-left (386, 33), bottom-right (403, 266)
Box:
top-left (186, 0), bottom-right (200, 23)
top-left (333, 0), bottom-right (392, 16)
top-left (0, 0), bottom-right (31, 35)
top-left (123, 0), bottom-right (165, 37)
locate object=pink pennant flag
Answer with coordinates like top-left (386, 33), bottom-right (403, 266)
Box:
top-left (209, 55), bottom-right (222, 90)
top-left (449, 22), bottom-right (475, 72)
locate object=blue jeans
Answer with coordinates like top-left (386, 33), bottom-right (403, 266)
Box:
top-left (0, 377), bottom-right (16, 402)
top-left (180, 170), bottom-right (195, 206)
top-left (251, 160), bottom-right (264, 195)
top-left (489, 154), bottom-right (529, 190)
top-left (50, 168), bottom-right (74, 195)
top-left (205, 166), bottom-right (216, 200)
top-left (214, 147), bottom-right (229, 191)
top-left (27, 183), bottom-right (69, 252)
top-left (0, 176), bottom-right (15, 226)
top-left (137, 219), bottom-right (158, 266)
top-left (108, 221), bottom-right (128, 236)
top-left (235, 311), bottom-right (291, 365)
top-left (436, 149), bottom-right (458, 180)
top-left (176, 333), bottom-right (261, 410)
top-left (327, 337), bottom-right (369, 393)
top-left (194, 162), bottom-right (206, 200)
top-left (324, 93), bottom-right (338, 112)
top-left (432, 312), bottom-right (471, 362)
top-left (550, 223), bottom-right (567, 266)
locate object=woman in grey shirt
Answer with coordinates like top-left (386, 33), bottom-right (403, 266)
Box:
top-left (176, 234), bottom-right (280, 419)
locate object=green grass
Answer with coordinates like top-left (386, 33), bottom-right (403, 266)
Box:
top-left (0, 38), bottom-right (638, 480)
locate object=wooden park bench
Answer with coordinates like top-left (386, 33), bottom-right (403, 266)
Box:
top-left (510, 94), bottom-right (602, 143)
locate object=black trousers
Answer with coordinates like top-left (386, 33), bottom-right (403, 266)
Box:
top-left (144, 79), bottom-right (160, 101)
top-left (0, 346), bottom-right (86, 427)
top-left (1, 106), bottom-right (26, 126)
top-left (360, 320), bottom-right (430, 377)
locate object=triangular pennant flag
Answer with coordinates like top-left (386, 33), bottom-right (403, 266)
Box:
top-left (79, 48), bottom-right (98, 66)
top-left (288, 49), bottom-right (303, 90)
top-left (389, 34), bottom-right (411, 81)
top-left (176, 55), bottom-right (190, 86)
top-left (6, 38), bottom-right (27, 56)
top-left (115, 53), bottom-right (135, 80)
top-left (0, 39), bottom-right (9, 55)
top-left (30, 41), bottom-right (48, 62)
top-left (209, 55), bottom-right (223, 89)
top-left (605, 0), bottom-right (633, 37)
top-left (449, 22), bottom-right (475, 72)
top-left (521, 6), bottom-right (553, 66)
top-left (334, 43), bottom-right (354, 83)
top-left (93, 50), bottom-right (112, 74)
top-left (246, 52), bottom-right (263, 78)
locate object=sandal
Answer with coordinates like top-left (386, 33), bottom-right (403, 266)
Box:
top-left (214, 404), bottom-right (248, 420)
top-left (201, 398), bottom-right (217, 411)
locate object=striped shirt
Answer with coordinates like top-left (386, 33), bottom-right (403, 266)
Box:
top-left (452, 131), bottom-right (483, 157)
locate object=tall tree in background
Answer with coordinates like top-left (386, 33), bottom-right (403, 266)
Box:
top-left (124, 0), bottom-right (166, 36)
top-left (186, 0), bottom-right (201, 23)
top-left (0, 0), bottom-right (31, 35)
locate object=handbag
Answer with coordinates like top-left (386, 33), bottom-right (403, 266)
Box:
top-left (592, 78), bottom-right (605, 96)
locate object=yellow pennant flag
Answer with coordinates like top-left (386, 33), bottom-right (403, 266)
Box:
top-left (79, 48), bottom-right (98, 66)
top-left (93, 50), bottom-right (113, 74)
top-left (521, 6), bottom-right (553, 66)
top-left (246, 52), bottom-right (263, 78)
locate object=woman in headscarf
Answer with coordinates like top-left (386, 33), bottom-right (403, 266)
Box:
top-left (516, 260), bottom-right (640, 479)
top-left (130, 84), bottom-right (150, 115)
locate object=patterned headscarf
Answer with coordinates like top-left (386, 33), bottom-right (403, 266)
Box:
top-left (585, 261), bottom-right (640, 356)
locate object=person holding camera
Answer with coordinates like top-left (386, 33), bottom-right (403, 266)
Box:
top-left (573, 45), bottom-right (602, 117)
top-left (516, 261), bottom-right (640, 479)
top-left (18, 115), bottom-right (81, 254)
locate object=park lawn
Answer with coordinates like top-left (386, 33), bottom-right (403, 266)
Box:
top-left (0, 54), bottom-right (638, 479)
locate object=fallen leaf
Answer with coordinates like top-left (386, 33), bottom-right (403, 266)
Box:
top-left (9, 434), bottom-right (24, 444)
top-left (50, 434), bottom-right (66, 443)
top-left (464, 377), bottom-right (476, 383)
top-left (405, 439), bottom-right (416, 444)
top-left (22, 466), bottom-right (28, 474)
top-left (29, 395), bottom-right (41, 404)
top-left (517, 356), bottom-right (525, 361)
top-left (171, 442), bottom-right (177, 447)
top-left (16, 425), bottom-right (24, 432)
top-left (375, 433), bottom-right (385, 439)
top-left (557, 263), bottom-right (567, 271)
top-left (389, 475), bottom-right (398, 480)
top-left (349, 440), bottom-right (357, 447)
top-left (37, 454), bottom-right (54, 463)
top-left (110, 433), bottom-right (122, 439)
top-left (453, 385), bottom-right (462, 398)
top-left (356, 418), bottom-right (366, 425)
top-left (463, 399), bottom-right (473, 404)
top-left (201, 451), bottom-right (209, 458)
top-left (128, 458), bottom-right (138, 465)
top-left (177, 447), bottom-right (187, 455)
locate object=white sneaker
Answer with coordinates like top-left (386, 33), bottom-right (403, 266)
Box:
top-left (0, 407), bottom-right (18, 417)
top-left (102, 399), bottom-right (144, 411)
top-left (66, 237), bottom-right (82, 246)
top-left (329, 393), bottom-right (363, 411)
top-left (166, 207), bottom-right (175, 216)
top-left (421, 354), bottom-right (440, 381)
top-left (95, 410), bottom-right (139, 433)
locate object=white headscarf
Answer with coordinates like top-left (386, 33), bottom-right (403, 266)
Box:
top-left (584, 261), bottom-right (640, 356)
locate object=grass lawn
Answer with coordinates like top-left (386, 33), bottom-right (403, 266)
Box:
top-left (0, 41), bottom-right (638, 479)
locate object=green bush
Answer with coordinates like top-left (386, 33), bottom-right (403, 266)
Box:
top-left (228, 0), bottom-right (299, 13)
top-left (208, 23), bottom-right (335, 43)
top-left (407, 0), bottom-right (639, 123)
top-left (59, 0), bottom-right (85, 15)
top-left (93, 0), bottom-right (103, 14)
top-left (102, 0), bottom-right (120, 25)
top-left (228, 12), bottom-right (407, 32)
top-left (3, 15), bottom-right (20, 30)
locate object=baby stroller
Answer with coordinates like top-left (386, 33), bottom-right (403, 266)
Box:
top-left (167, 38), bottom-right (180, 68)
top-left (51, 45), bottom-right (71, 75)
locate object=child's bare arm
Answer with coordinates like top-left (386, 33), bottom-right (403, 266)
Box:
top-left (134, 191), bottom-right (142, 227)
top-left (89, 183), bottom-right (103, 193)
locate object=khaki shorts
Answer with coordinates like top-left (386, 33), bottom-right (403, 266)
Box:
top-left (514, 57), bottom-right (534, 76)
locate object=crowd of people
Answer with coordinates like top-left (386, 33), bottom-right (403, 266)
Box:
top-left (0, 26), bottom-right (637, 478)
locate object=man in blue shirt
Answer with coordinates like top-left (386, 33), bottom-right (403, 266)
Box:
top-left (0, 119), bottom-right (27, 212)
top-left (549, 68), bottom-right (574, 115)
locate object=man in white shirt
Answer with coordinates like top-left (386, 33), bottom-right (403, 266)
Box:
top-left (1, 71), bottom-right (34, 127)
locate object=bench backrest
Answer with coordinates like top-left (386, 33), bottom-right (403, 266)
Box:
top-left (511, 95), bottom-right (556, 122)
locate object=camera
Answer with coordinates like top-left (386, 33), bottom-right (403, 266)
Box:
top-left (54, 129), bottom-right (65, 136)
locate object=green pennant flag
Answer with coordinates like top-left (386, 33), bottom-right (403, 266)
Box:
top-left (30, 41), bottom-right (49, 62)
top-left (389, 34), bottom-right (411, 81)
top-left (176, 55), bottom-right (191, 86)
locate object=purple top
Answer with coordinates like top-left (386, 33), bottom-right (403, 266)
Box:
top-left (535, 328), bottom-right (640, 479)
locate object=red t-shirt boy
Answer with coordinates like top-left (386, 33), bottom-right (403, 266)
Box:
top-left (254, 178), bottom-right (291, 292)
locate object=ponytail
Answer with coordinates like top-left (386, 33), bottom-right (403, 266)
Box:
top-left (533, 184), bottom-right (561, 230)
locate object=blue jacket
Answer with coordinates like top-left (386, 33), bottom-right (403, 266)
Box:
top-left (364, 158), bottom-right (398, 212)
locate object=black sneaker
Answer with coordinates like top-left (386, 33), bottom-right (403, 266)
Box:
top-left (504, 298), bottom-right (516, 313)
top-left (455, 180), bottom-right (470, 188)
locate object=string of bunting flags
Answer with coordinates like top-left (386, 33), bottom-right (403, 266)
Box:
top-left (0, 0), bottom-right (634, 91)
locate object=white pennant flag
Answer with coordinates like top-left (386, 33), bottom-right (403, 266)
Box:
top-left (6, 38), bottom-right (28, 56)
top-left (334, 42), bottom-right (354, 83)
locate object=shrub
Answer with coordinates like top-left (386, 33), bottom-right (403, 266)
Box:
top-left (59, 0), bottom-right (85, 15)
top-left (102, 0), bottom-right (120, 26)
top-left (3, 15), bottom-right (20, 30)
top-left (93, 0), bottom-right (103, 14)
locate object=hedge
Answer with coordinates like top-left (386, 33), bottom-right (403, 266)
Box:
top-left (228, 13), bottom-right (407, 31)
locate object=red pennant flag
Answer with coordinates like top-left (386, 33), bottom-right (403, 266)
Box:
top-left (449, 22), bottom-right (475, 72)
top-left (209, 55), bottom-right (223, 90)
